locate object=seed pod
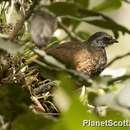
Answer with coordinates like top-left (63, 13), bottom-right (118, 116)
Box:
top-left (30, 10), bottom-right (57, 48)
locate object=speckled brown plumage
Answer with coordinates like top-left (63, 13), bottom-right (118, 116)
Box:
top-left (46, 32), bottom-right (118, 77)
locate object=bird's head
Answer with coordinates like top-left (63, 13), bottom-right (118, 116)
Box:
top-left (87, 32), bottom-right (118, 48)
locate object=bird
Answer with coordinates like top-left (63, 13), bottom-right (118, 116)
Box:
top-left (46, 32), bottom-right (118, 77)
top-left (30, 10), bottom-right (57, 48)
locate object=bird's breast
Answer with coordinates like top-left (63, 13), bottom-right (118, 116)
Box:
top-left (74, 48), bottom-right (107, 76)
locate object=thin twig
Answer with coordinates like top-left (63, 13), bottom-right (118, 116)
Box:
top-left (106, 52), bottom-right (130, 67)
top-left (31, 96), bottom-right (45, 112)
top-left (108, 75), bottom-right (130, 85)
top-left (58, 21), bottom-right (81, 41)
top-left (123, 0), bottom-right (130, 4)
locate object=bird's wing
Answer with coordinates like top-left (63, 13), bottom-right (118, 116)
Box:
top-left (46, 42), bottom-right (83, 67)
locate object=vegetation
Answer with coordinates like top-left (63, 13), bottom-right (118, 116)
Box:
top-left (0, 0), bottom-right (130, 130)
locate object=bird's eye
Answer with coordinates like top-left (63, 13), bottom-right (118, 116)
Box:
top-left (103, 37), bottom-right (111, 41)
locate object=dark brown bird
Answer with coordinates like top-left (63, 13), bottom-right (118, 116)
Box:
top-left (46, 32), bottom-right (118, 77)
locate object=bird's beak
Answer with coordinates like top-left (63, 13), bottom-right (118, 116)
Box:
top-left (111, 39), bottom-right (118, 43)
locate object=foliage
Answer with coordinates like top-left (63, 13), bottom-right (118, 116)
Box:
top-left (0, 0), bottom-right (130, 130)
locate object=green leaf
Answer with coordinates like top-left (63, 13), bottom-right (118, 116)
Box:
top-left (58, 72), bottom-right (75, 94)
top-left (92, 0), bottom-right (122, 11)
top-left (76, 31), bottom-right (90, 40)
top-left (46, 2), bottom-right (78, 16)
top-left (0, 83), bottom-right (31, 120)
top-left (47, 37), bottom-right (60, 48)
top-left (74, 0), bottom-right (89, 8)
top-left (12, 111), bottom-right (54, 130)
top-left (46, 2), bottom-right (81, 28)
top-left (86, 19), bottom-right (130, 35)
top-left (51, 73), bottom-right (96, 130)
top-left (46, 2), bottom-right (130, 38)
top-left (77, 9), bottom-right (130, 37)
top-left (51, 88), bottom-right (93, 130)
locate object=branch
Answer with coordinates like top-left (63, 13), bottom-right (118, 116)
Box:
top-left (106, 52), bottom-right (130, 67)
top-left (123, 0), bottom-right (130, 4)
top-left (58, 21), bottom-right (81, 41)
top-left (9, 0), bottom-right (39, 40)
top-left (108, 75), bottom-right (130, 85)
